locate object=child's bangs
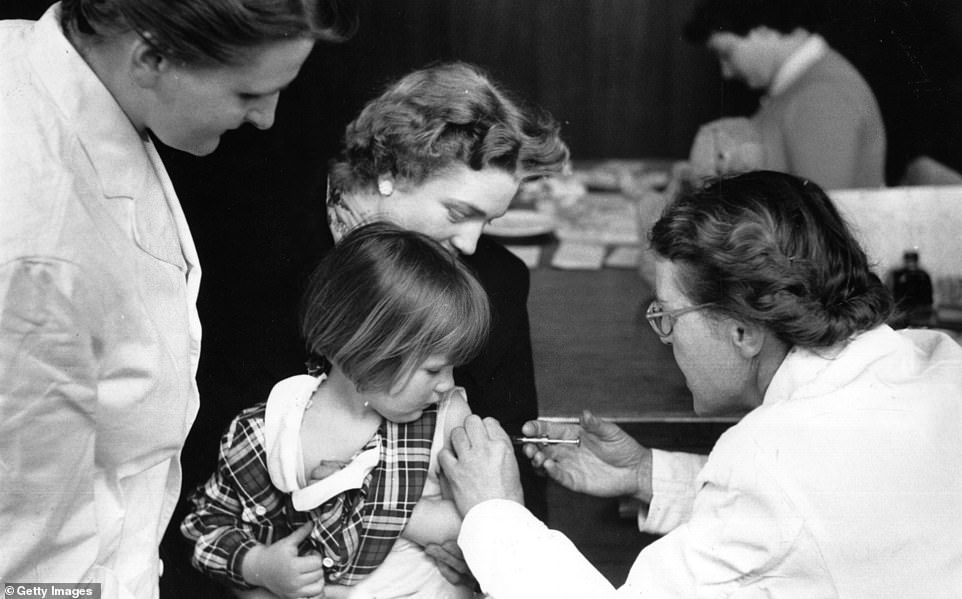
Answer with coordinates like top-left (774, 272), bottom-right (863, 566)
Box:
top-left (385, 279), bottom-right (490, 386)
top-left (424, 287), bottom-right (490, 364)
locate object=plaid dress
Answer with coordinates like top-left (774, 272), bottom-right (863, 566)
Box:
top-left (181, 375), bottom-right (439, 589)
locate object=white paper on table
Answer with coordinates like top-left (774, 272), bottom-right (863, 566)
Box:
top-left (554, 193), bottom-right (640, 245)
top-left (505, 245), bottom-right (542, 269)
top-left (551, 242), bottom-right (606, 270)
top-left (604, 245), bottom-right (641, 269)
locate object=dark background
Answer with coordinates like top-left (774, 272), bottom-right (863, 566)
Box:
top-left (5, 0), bottom-right (962, 595)
top-left (7, 0), bottom-right (962, 184)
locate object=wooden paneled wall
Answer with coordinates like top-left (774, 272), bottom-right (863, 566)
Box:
top-left (307, 0), bottom-right (733, 161)
top-left (5, 1), bottom-right (962, 171)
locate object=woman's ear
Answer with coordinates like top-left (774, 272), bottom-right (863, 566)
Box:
top-left (729, 319), bottom-right (766, 360)
top-left (129, 36), bottom-right (167, 88)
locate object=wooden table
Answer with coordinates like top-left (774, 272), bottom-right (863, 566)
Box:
top-left (520, 237), bottom-right (738, 535)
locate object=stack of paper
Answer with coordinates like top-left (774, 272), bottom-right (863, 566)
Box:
top-left (551, 242), bottom-right (606, 270)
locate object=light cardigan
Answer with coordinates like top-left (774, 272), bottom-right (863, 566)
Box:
top-left (458, 326), bottom-right (962, 598)
top-left (0, 5), bottom-right (201, 598)
top-left (753, 36), bottom-right (886, 190)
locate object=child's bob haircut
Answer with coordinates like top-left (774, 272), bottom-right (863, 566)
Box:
top-left (300, 222), bottom-right (491, 393)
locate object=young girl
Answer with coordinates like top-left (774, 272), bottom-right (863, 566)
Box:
top-left (181, 222), bottom-right (490, 599)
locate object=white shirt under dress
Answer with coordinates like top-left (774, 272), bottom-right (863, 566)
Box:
top-left (264, 374), bottom-right (474, 599)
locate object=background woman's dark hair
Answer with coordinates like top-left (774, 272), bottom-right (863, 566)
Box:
top-left (60, 0), bottom-right (358, 66)
top-left (300, 221), bottom-right (490, 393)
top-left (649, 170), bottom-right (893, 348)
top-left (683, 0), bottom-right (830, 44)
top-left (329, 61), bottom-right (569, 193)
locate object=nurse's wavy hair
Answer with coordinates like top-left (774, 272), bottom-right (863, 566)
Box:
top-left (300, 222), bottom-right (490, 393)
top-left (60, 0), bottom-right (357, 66)
top-left (329, 61), bottom-right (569, 194)
top-left (649, 170), bottom-right (893, 348)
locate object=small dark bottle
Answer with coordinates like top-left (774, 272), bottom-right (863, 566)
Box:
top-left (892, 248), bottom-right (934, 326)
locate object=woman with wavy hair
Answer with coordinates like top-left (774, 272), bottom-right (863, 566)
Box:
top-left (441, 170), bottom-right (962, 598)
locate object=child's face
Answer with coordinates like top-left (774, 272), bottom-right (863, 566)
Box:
top-left (365, 355), bottom-right (456, 423)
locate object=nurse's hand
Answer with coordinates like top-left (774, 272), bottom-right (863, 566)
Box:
top-left (522, 410), bottom-right (653, 502)
top-left (438, 415), bottom-right (524, 515)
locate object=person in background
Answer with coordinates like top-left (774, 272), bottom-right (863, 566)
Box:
top-left (683, 0), bottom-right (886, 190)
top-left (0, 0), bottom-right (352, 596)
top-left (440, 170), bottom-right (962, 597)
top-left (685, 115), bottom-right (765, 182)
top-left (183, 223), bottom-right (489, 599)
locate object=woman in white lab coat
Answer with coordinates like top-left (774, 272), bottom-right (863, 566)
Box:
top-left (0, 1), bottom-right (353, 596)
top-left (440, 170), bottom-right (962, 598)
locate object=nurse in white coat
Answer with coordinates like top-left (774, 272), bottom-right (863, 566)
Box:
top-left (0, 1), bottom-right (352, 597)
top-left (440, 170), bottom-right (962, 599)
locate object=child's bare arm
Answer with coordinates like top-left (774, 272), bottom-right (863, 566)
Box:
top-left (402, 393), bottom-right (472, 546)
top-left (403, 495), bottom-right (464, 546)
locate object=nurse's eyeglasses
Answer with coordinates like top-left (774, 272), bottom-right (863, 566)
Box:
top-left (645, 300), bottom-right (714, 337)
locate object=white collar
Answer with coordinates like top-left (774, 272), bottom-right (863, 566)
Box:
top-left (27, 3), bottom-right (153, 199)
top-left (769, 34), bottom-right (827, 97)
top-left (264, 374), bottom-right (381, 511)
top-left (762, 326), bottom-right (898, 407)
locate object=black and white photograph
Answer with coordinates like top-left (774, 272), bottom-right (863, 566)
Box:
top-left (2, 1), bottom-right (961, 598)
